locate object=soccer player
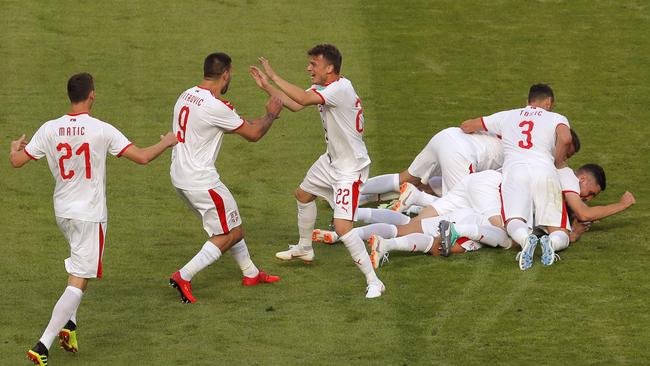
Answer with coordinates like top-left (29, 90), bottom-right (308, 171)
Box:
top-left (249, 44), bottom-right (385, 298)
top-left (359, 126), bottom-right (504, 207)
top-left (461, 83), bottom-right (573, 270)
top-left (10, 72), bottom-right (178, 366)
top-left (168, 52), bottom-right (283, 304)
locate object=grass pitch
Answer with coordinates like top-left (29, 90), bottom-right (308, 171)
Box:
top-left (1, 1), bottom-right (649, 365)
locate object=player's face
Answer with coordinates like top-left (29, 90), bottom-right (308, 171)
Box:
top-left (221, 68), bottom-right (232, 94)
top-left (307, 55), bottom-right (331, 85)
top-left (579, 174), bottom-right (601, 202)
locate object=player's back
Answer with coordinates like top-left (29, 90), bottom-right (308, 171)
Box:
top-left (170, 86), bottom-right (245, 190)
top-left (24, 113), bottom-right (131, 222)
top-left (482, 106), bottom-right (569, 169)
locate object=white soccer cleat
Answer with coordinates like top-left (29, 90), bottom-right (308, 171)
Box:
top-left (516, 234), bottom-right (538, 271)
top-left (539, 235), bottom-right (561, 266)
top-left (312, 229), bottom-right (339, 244)
top-left (368, 234), bottom-right (389, 269)
top-left (365, 280), bottom-right (385, 299)
top-left (392, 182), bottom-right (417, 213)
top-left (275, 244), bottom-right (315, 264)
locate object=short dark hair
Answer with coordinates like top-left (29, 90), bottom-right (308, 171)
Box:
top-left (204, 52), bottom-right (232, 79)
top-left (570, 128), bottom-right (581, 154)
top-left (308, 44), bottom-right (342, 74)
top-left (67, 73), bottom-right (94, 103)
top-left (578, 163), bottom-right (606, 191)
top-left (528, 83), bottom-right (554, 103)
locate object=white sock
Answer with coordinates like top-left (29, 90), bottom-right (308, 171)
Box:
top-left (549, 231), bottom-right (570, 252)
top-left (340, 230), bottom-right (379, 284)
top-left (361, 174), bottom-right (400, 194)
top-left (230, 239), bottom-right (259, 278)
top-left (297, 200), bottom-right (317, 249)
top-left (69, 309), bottom-right (77, 325)
top-left (454, 224), bottom-right (508, 248)
top-left (356, 208), bottom-right (410, 225)
top-left (409, 190), bottom-right (438, 207)
top-left (39, 286), bottom-right (83, 350)
top-left (427, 176), bottom-right (443, 197)
top-left (353, 223), bottom-right (397, 241)
top-left (507, 220), bottom-right (531, 247)
top-left (382, 233), bottom-right (434, 253)
top-left (180, 242), bottom-right (222, 281)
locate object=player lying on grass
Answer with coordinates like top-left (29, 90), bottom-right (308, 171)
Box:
top-left (250, 44), bottom-right (385, 298)
top-left (168, 52), bottom-right (283, 304)
top-left (11, 72), bottom-right (178, 366)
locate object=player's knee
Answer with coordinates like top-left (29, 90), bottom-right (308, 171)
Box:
top-left (333, 219), bottom-right (353, 237)
top-left (294, 188), bottom-right (314, 203)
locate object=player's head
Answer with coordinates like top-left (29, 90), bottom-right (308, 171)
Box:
top-left (567, 128), bottom-right (581, 159)
top-left (67, 72), bottom-right (95, 104)
top-left (576, 163), bottom-right (606, 201)
top-left (204, 52), bottom-right (232, 94)
top-left (528, 83), bottom-right (554, 111)
top-left (307, 44), bottom-right (342, 85)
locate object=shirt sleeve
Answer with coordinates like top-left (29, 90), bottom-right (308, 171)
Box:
top-left (23, 123), bottom-right (49, 160)
top-left (558, 167), bottom-right (580, 194)
top-left (312, 82), bottom-right (345, 107)
top-left (555, 114), bottom-right (570, 129)
top-left (104, 123), bottom-right (132, 157)
top-left (207, 102), bottom-right (245, 131)
top-left (481, 110), bottom-right (510, 135)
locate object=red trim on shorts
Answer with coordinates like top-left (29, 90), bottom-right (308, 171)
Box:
top-left (469, 164), bottom-right (474, 174)
top-left (480, 117), bottom-right (488, 131)
top-left (560, 196), bottom-right (568, 229)
top-left (97, 223), bottom-right (104, 279)
top-left (311, 89), bottom-right (325, 105)
top-left (498, 183), bottom-right (506, 222)
top-left (208, 189), bottom-right (230, 234)
top-left (23, 148), bottom-right (37, 160)
top-left (117, 143), bottom-right (134, 157)
top-left (232, 118), bottom-right (246, 132)
top-left (351, 178), bottom-right (361, 221)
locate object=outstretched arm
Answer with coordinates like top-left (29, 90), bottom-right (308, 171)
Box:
top-left (257, 57), bottom-right (322, 106)
top-left (9, 134), bottom-right (31, 168)
top-left (233, 96), bottom-right (283, 142)
top-left (121, 132), bottom-right (178, 165)
top-left (460, 118), bottom-right (485, 134)
top-left (250, 66), bottom-right (304, 112)
top-left (564, 191), bottom-right (635, 223)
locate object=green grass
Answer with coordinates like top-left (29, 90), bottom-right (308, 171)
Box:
top-left (1, 0), bottom-right (649, 365)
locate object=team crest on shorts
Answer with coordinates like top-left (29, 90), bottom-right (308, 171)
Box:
top-left (228, 211), bottom-right (240, 225)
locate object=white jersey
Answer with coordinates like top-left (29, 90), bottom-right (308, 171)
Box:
top-left (170, 86), bottom-right (245, 190)
top-left (309, 77), bottom-right (370, 172)
top-left (441, 127), bottom-right (503, 171)
top-left (24, 113), bottom-right (131, 222)
top-left (482, 106), bottom-right (569, 169)
top-left (558, 167), bottom-right (580, 195)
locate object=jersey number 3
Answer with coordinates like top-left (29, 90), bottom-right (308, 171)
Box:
top-left (57, 142), bottom-right (91, 180)
top-left (518, 120), bottom-right (534, 149)
top-left (176, 106), bottom-right (190, 143)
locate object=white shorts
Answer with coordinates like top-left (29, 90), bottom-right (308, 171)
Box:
top-left (56, 218), bottom-right (107, 279)
top-left (420, 208), bottom-right (486, 252)
top-left (407, 132), bottom-right (475, 195)
top-left (501, 163), bottom-right (569, 230)
top-left (300, 153), bottom-right (369, 221)
top-left (176, 182), bottom-right (242, 237)
top-left (433, 170), bottom-right (502, 218)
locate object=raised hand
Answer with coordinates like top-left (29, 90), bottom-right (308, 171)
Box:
top-left (620, 191), bottom-right (635, 208)
top-left (258, 57), bottom-right (277, 80)
top-left (161, 132), bottom-right (179, 147)
top-left (249, 66), bottom-right (269, 89)
top-left (10, 134), bottom-right (27, 152)
top-left (265, 96), bottom-right (283, 118)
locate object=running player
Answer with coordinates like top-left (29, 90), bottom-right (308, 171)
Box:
top-left (249, 44), bottom-right (384, 298)
top-left (11, 72), bottom-right (178, 365)
top-left (168, 52), bottom-right (283, 304)
top-left (461, 83), bottom-right (573, 270)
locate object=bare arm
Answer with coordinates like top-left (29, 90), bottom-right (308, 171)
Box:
top-left (233, 96), bottom-right (283, 142)
top-left (569, 218), bottom-right (591, 243)
top-left (9, 134), bottom-right (31, 168)
top-left (460, 118), bottom-right (485, 134)
top-left (554, 124), bottom-right (572, 169)
top-left (250, 66), bottom-right (304, 112)
top-left (564, 191), bottom-right (635, 222)
top-left (258, 57), bottom-right (322, 107)
top-left (121, 132), bottom-right (178, 165)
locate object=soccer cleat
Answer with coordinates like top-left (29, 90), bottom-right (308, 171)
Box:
top-left (439, 220), bottom-right (460, 257)
top-left (59, 328), bottom-right (78, 353)
top-left (312, 229), bottom-right (339, 244)
top-left (539, 235), bottom-right (561, 266)
top-left (275, 244), bottom-right (315, 263)
top-left (368, 235), bottom-right (389, 269)
top-left (365, 280), bottom-right (385, 299)
top-left (169, 271), bottom-right (197, 304)
top-left (242, 270), bottom-right (281, 286)
top-left (27, 341), bottom-right (48, 366)
top-left (392, 182), bottom-right (416, 212)
top-left (517, 234), bottom-right (539, 271)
